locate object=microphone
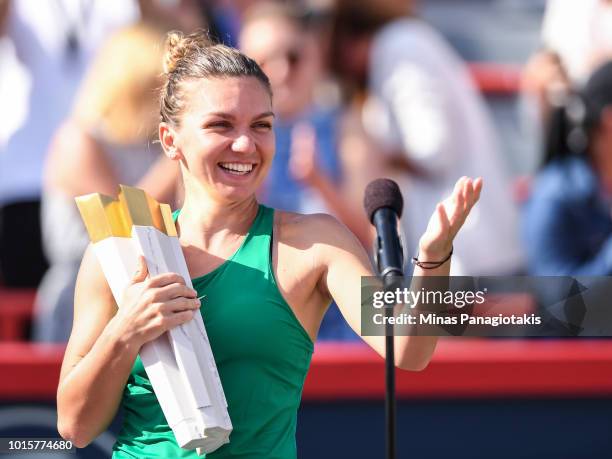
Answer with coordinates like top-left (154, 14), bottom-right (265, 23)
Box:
top-left (364, 178), bottom-right (404, 278)
top-left (364, 178), bottom-right (404, 459)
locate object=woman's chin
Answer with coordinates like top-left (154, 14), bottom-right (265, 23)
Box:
top-left (211, 182), bottom-right (259, 204)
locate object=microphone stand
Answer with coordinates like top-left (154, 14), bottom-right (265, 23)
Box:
top-left (383, 276), bottom-right (397, 459)
top-left (372, 209), bottom-right (404, 459)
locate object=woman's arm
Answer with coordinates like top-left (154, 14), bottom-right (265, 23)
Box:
top-left (56, 249), bottom-right (200, 447)
top-left (316, 177), bottom-right (482, 370)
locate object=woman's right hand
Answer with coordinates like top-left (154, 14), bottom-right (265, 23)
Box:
top-left (112, 256), bottom-right (200, 349)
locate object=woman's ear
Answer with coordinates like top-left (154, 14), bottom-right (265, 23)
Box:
top-left (159, 122), bottom-right (183, 161)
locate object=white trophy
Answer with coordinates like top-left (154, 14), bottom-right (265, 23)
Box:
top-left (76, 185), bottom-right (232, 454)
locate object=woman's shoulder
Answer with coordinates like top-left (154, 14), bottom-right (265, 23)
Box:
top-left (273, 209), bottom-right (360, 251)
top-left (275, 209), bottom-right (343, 231)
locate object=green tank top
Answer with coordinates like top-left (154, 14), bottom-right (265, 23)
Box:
top-left (112, 205), bottom-right (314, 458)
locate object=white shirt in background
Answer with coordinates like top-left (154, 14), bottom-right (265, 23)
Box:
top-left (365, 18), bottom-right (525, 275)
top-left (542, 0), bottom-right (612, 85)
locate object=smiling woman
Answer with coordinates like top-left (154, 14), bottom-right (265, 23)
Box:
top-left (160, 76), bottom-right (275, 204)
top-left (56, 30), bottom-right (482, 458)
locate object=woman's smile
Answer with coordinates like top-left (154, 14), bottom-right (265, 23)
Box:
top-left (217, 161), bottom-right (257, 177)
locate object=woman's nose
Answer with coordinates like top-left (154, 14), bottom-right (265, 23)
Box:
top-left (231, 134), bottom-right (256, 154)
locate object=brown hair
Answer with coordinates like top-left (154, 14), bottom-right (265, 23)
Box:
top-left (160, 30), bottom-right (272, 126)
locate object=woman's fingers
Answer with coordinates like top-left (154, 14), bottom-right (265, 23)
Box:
top-left (136, 295), bottom-right (200, 341)
top-left (158, 296), bottom-right (201, 314)
top-left (463, 178), bottom-right (473, 207)
top-left (449, 176), bottom-right (467, 222)
top-left (167, 309), bottom-right (197, 328)
top-left (146, 272), bottom-right (187, 289)
top-left (448, 176), bottom-right (483, 231)
top-left (473, 177), bottom-right (483, 204)
top-left (151, 282), bottom-right (197, 302)
top-left (420, 176), bottom-right (483, 257)
top-left (464, 177), bottom-right (482, 215)
top-left (437, 202), bottom-right (450, 233)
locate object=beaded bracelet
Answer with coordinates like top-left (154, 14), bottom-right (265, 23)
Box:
top-left (412, 246), bottom-right (453, 269)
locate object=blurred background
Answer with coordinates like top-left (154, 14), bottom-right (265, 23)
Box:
top-left (1, 0), bottom-right (612, 457)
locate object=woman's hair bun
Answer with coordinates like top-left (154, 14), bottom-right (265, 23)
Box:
top-left (159, 29), bottom-right (271, 126)
top-left (163, 30), bottom-right (212, 74)
top-left (163, 31), bottom-right (186, 74)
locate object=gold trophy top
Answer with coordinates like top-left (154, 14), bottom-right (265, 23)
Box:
top-left (75, 185), bottom-right (177, 243)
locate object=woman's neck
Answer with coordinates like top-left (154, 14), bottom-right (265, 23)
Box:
top-left (177, 190), bottom-right (259, 249)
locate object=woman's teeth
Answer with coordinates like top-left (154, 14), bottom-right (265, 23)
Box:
top-left (219, 162), bottom-right (254, 175)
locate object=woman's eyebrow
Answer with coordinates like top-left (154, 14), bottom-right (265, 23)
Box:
top-left (204, 111), bottom-right (275, 120)
top-left (205, 112), bottom-right (235, 120)
top-left (254, 111), bottom-right (275, 119)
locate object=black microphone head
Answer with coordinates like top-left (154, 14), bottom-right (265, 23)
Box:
top-left (363, 178), bottom-right (404, 223)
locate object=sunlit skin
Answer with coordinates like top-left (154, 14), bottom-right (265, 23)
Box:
top-left (161, 77), bottom-right (275, 204)
top-left (159, 77), bottom-right (275, 256)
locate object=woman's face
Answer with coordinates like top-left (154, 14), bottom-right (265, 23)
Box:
top-left (167, 76), bottom-right (275, 203)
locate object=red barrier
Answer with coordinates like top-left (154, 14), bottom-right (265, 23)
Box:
top-left (305, 340), bottom-right (612, 400)
top-left (0, 343), bottom-right (64, 400)
top-left (1, 340), bottom-right (612, 401)
top-left (469, 63), bottom-right (521, 95)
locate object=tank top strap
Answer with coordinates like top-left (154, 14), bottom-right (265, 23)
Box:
top-left (232, 205), bottom-right (274, 276)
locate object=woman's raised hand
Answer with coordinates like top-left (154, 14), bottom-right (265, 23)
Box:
top-left (418, 177), bottom-right (483, 260)
top-left (113, 256), bottom-right (201, 348)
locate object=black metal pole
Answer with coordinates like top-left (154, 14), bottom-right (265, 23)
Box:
top-left (382, 272), bottom-right (398, 459)
top-left (385, 322), bottom-right (396, 459)
top-left (369, 204), bottom-right (404, 459)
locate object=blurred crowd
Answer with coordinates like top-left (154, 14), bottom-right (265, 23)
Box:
top-left (1, 0), bottom-right (612, 342)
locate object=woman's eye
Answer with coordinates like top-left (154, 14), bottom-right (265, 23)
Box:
top-left (206, 121), bottom-right (231, 129)
top-left (253, 122), bottom-right (272, 131)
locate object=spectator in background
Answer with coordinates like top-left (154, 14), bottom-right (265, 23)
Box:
top-left (330, 0), bottom-right (524, 275)
top-left (137, 0), bottom-right (211, 34)
top-left (33, 23), bottom-right (179, 343)
top-left (0, 0), bottom-right (211, 289)
top-left (522, 0), bottom-right (612, 172)
top-left (541, 0), bottom-right (612, 86)
top-left (239, 1), bottom-right (374, 247)
top-left (523, 61), bottom-right (612, 275)
top-left (0, 0), bottom-right (139, 287)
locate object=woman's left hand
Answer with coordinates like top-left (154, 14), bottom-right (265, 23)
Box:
top-left (417, 176), bottom-right (483, 260)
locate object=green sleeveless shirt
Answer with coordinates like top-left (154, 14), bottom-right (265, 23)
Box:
top-left (112, 205), bottom-right (314, 458)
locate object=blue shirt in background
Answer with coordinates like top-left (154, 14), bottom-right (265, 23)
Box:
top-left (522, 156), bottom-right (612, 275)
